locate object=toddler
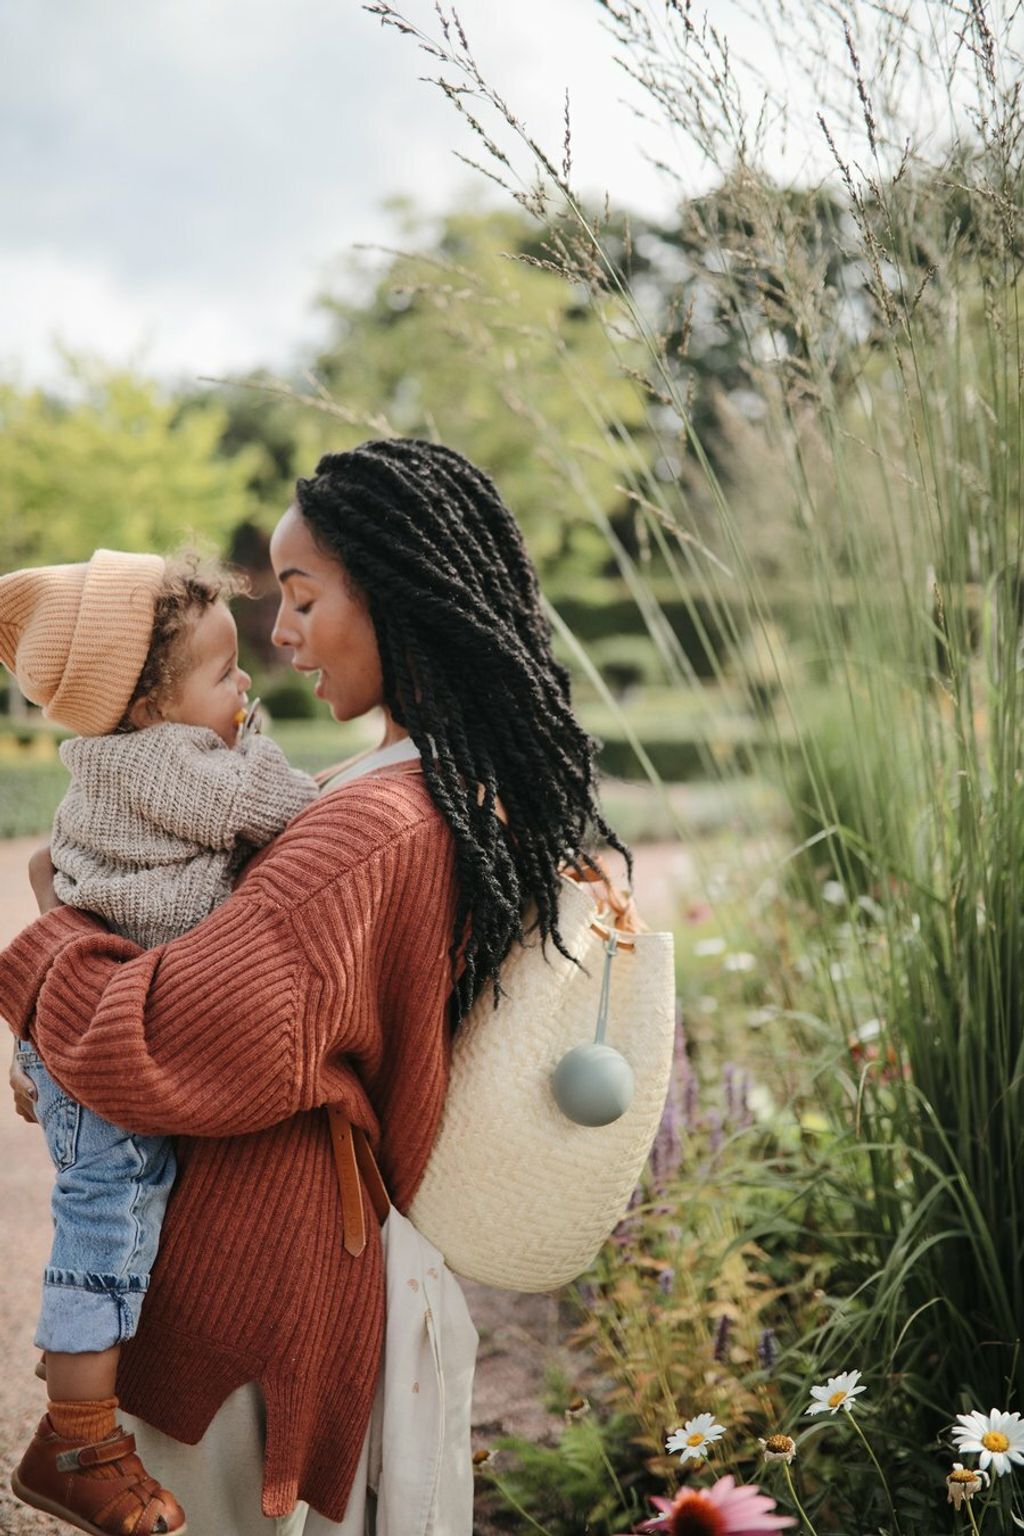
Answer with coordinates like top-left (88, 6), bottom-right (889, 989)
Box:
top-left (0, 548), bottom-right (319, 1536)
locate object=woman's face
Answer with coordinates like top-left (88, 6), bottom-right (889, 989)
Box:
top-left (269, 504), bottom-right (389, 727)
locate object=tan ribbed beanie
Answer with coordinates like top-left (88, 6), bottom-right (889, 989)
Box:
top-left (0, 550), bottom-right (166, 736)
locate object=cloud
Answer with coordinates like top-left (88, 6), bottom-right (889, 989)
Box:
top-left (1, 0), bottom-right (450, 284)
top-left (0, 245), bottom-right (331, 388)
top-left (2, 0), bottom-right (946, 384)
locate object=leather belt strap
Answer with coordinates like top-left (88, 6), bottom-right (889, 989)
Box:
top-left (354, 1124), bottom-right (392, 1225)
top-left (327, 1105), bottom-right (390, 1257)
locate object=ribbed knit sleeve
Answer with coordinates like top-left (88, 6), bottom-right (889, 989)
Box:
top-left (1, 892), bottom-right (309, 1137)
top-left (0, 905), bottom-right (102, 1039)
top-left (0, 778), bottom-right (458, 1157)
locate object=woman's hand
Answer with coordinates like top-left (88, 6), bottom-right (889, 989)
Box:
top-left (9, 1041), bottom-right (38, 1124)
top-left (28, 845), bottom-right (60, 915)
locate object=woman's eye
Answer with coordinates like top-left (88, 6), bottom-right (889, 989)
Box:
top-left (295, 601), bottom-right (312, 615)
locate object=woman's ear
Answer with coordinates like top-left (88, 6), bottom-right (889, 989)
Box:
top-left (128, 694), bottom-right (163, 731)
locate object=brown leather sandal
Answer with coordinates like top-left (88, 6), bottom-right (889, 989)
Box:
top-left (11, 1414), bottom-right (187, 1535)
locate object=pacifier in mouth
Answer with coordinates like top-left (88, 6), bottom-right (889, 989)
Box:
top-left (235, 699), bottom-right (263, 735)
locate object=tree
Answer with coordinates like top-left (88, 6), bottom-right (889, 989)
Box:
top-left (0, 359), bottom-right (265, 571)
top-left (304, 206), bottom-right (648, 590)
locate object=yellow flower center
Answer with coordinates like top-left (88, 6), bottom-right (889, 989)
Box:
top-left (765, 1435), bottom-right (794, 1454)
top-left (827, 1390), bottom-right (848, 1408)
top-left (687, 1432), bottom-right (707, 1447)
top-left (949, 1469), bottom-right (978, 1484)
top-left (982, 1431), bottom-right (1010, 1453)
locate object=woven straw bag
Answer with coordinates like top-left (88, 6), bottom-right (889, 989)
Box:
top-left (408, 862), bottom-right (676, 1291)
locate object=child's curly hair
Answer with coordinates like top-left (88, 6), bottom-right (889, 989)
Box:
top-left (116, 551), bottom-right (249, 731)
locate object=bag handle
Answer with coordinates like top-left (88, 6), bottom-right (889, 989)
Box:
top-left (561, 854), bottom-right (644, 949)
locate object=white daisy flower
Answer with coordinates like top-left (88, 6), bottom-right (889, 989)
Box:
top-left (946, 1462), bottom-right (988, 1510)
top-left (666, 1413), bottom-right (728, 1461)
top-left (806, 1369), bottom-right (867, 1416)
top-left (724, 951), bottom-right (757, 972)
top-left (952, 1408), bottom-right (1024, 1477)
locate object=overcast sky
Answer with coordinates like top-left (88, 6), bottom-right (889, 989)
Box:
top-left (0, 0), bottom-right (1009, 389)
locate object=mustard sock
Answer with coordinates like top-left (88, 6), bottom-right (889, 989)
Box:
top-left (47, 1398), bottom-right (120, 1477)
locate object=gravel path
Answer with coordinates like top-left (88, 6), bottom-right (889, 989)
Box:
top-left (0, 836), bottom-right (694, 1533)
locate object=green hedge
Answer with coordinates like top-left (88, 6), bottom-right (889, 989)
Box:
top-left (552, 595), bottom-right (730, 677)
top-left (0, 688), bottom-right (779, 841)
top-left (0, 762), bottom-right (70, 839)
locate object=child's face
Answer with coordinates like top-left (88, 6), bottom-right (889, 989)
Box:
top-left (161, 601), bottom-right (251, 748)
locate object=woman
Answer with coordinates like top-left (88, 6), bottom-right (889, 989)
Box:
top-left (3, 438), bottom-right (629, 1534)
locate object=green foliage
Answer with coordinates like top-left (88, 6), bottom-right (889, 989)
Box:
top-left (0, 757), bottom-right (69, 838)
top-left (778, 684), bottom-right (924, 896)
top-left (260, 678), bottom-right (319, 721)
top-left (481, 1042), bottom-right (836, 1534)
top-left (479, 1415), bottom-right (648, 1535)
top-left (264, 716), bottom-right (380, 772)
top-left (550, 589), bottom-right (741, 679)
top-left (303, 208), bottom-right (647, 584)
top-left (0, 360), bottom-right (264, 569)
top-left (585, 634), bottom-right (666, 697)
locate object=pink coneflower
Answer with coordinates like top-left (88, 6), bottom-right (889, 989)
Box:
top-left (632, 1475), bottom-right (796, 1534)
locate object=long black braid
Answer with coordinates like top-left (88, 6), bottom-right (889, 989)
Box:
top-left (294, 438), bottom-right (632, 1024)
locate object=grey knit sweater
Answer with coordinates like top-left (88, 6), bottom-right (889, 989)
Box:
top-left (51, 722), bottom-right (319, 947)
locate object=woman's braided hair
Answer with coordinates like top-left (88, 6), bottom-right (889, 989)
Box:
top-left (294, 438), bottom-right (632, 1025)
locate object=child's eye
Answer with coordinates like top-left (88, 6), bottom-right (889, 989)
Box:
top-left (295, 601), bottom-right (312, 615)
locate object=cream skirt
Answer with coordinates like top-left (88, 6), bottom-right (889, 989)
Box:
top-left (121, 1209), bottom-right (479, 1536)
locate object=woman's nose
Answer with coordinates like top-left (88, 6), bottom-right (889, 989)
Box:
top-left (270, 606), bottom-right (293, 649)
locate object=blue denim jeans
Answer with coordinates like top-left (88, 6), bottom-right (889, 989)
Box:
top-left (16, 1038), bottom-right (176, 1353)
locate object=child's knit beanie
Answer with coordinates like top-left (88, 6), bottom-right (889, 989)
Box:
top-left (0, 549), bottom-right (166, 735)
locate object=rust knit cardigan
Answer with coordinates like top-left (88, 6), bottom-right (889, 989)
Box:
top-left (0, 771), bottom-right (460, 1522)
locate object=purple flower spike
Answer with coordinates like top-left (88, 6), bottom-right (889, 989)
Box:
top-left (683, 1071), bottom-right (699, 1127)
top-left (758, 1327), bottom-right (778, 1371)
top-left (739, 1070), bottom-right (754, 1127)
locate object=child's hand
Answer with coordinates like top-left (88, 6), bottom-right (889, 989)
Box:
top-left (9, 1042), bottom-right (37, 1125)
top-left (28, 844), bottom-right (60, 915)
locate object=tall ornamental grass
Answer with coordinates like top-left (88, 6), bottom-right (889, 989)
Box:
top-left (370, 0), bottom-right (1024, 1466)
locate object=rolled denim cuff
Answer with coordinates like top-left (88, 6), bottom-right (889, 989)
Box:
top-left (35, 1269), bottom-right (149, 1353)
